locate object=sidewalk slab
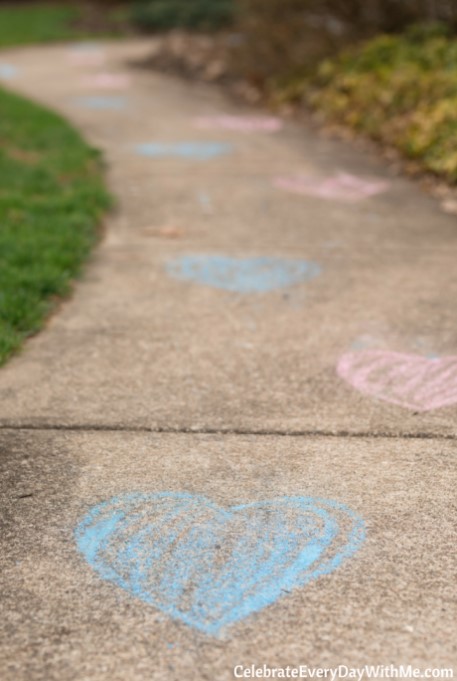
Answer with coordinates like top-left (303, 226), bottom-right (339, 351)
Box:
top-left (1, 429), bottom-right (455, 680)
top-left (0, 241), bottom-right (456, 435)
top-left (1, 43), bottom-right (457, 436)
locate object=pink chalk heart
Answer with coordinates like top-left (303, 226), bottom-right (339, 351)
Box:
top-left (275, 172), bottom-right (389, 202)
top-left (337, 350), bottom-right (457, 412)
top-left (195, 115), bottom-right (282, 133)
top-left (80, 73), bottom-right (130, 90)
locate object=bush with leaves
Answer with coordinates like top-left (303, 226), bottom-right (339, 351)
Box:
top-left (305, 22), bottom-right (457, 182)
top-left (234, 0), bottom-right (457, 87)
top-left (131, 0), bottom-right (234, 31)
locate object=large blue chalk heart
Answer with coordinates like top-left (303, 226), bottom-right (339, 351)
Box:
top-left (166, 255), bottom-right (321, 293)
top-left (75, 492), bottom-right (365, 636)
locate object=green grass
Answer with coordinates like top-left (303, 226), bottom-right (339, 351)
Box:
top-left (0, 88), bottom-right (110, 365)
top-left (300, 23), bottom-right (457, 182)
top-left (0, 2), bottom-right (115, 365)
top-left (0, 4), bottom-right (84, 48)
top-left (0, 3), bottom-right (129, 49)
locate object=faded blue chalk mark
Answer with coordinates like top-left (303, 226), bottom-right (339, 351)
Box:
top-left (134, 142), bottom-right (232, 160)
top-left (413, 337), bottom-right (440, 360)
top-left (75, 492), bottom-right (365, 637)
top-left (0, 63), bottom-right (18, 80)
top-left (197, 191), bottom-right (212, 214)
top-left (69, 41), bottom-right (102, 51)
top-left (350, 335), bottom-right (379, 351)
top-left (73, 96), bottom-right (127, 111)
top-left (166, 255), bottom-right (321, 293)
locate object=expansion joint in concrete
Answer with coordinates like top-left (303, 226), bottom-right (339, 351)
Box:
top-left (0, 423), bottom-right (456, 441)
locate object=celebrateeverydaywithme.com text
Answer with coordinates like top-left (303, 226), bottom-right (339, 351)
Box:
top-left (233, 666), bottom-right (454, 679)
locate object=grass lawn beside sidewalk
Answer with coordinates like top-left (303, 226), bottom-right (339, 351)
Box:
top-left (0, 86), bottom-right (110, 366)
top-left (0, 4), bottom-right (82, 48)
top-left (0, 3), bottom-right (114, 366)
top-left (0, 3), bottom-right (127, 48)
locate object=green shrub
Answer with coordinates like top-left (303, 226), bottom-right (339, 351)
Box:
top-left (234, 0), bottom-right (457, 87)
top-left (306, 23), bottom-right (457, 181)
top-left (233, 0), bottom-right (342, 86)
top-left (131, 0), bottom-right (234, 31)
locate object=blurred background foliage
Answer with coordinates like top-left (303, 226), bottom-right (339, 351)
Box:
top-left (1, 0), bottom-right (456, 183)
top-left (130, 0), bottom-right (234, 31)
top-left (234, 0), bottom-right (457, 83)
top-left (306, 22), bottom-right (457, 181)
top-left (0, 3), bottom-right (80, 47)
top-left (127, 0), bottom-right (457, 181)
top-left (231, 0), bottom-right (457, 182)
top-left (0, 2), bottom-right (129, 46)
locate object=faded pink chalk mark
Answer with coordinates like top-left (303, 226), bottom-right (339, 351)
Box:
top-left (79, 73), bottom-right (131, 90)
top-left (195, 115), bottom-right (282, 133)
top-left (337, 350), bottom-right (457, 412)
top-left (275, 172), bottom-right (389, 202)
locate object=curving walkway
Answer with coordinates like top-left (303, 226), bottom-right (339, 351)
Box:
top-left (0, 41), bottom-right (456, 681)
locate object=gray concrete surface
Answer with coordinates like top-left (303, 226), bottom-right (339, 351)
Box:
top-left (1, 430), bottom-right (456, 681)
top-left (0, 41), bottom-right (456, 680)
top-left (1, 41), bottom-right (457, 435)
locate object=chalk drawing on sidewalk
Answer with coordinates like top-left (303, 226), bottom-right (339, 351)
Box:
top-left (68, 42), bottom-right (103, 51)
top-left (194, 115), bottom-right (283, 133)
top-left (134, 142), bottom-right (232, 161)
top-left (275, 172), bottom-right (389, 202)
top-left (337, 349), bottom-right (457, 411)
top-left (0, 63), bottom-right (18, 80)
top-left (68, 46), bottom-right (106, 66)
top-left (73, 96), bottom-right (127, 110)
top-left (80, 73), bottom-right (130, 90)
top-left (166, 255), bottom-right (321, 293)
top-left (197, 191), bottom-right (213, 214)
top-left (76, 492), bottom-right (365, 637)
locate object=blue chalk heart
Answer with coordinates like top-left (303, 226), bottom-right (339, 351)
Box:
top-left (74, 96), bottom-right (127, 110)
top-left (69, 42), bottom-right (102, 51)
top-left (0, 63), bottom-right (18, 80)
top-left (166, 255), bottom-right (321, 293)
top-left (75, 492), bottom-right (365, 636)
top-left (134, 142), bottom-right (232, 160)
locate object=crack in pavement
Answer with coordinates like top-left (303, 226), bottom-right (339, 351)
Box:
top-left (0, 423), bottom-right (456, 440)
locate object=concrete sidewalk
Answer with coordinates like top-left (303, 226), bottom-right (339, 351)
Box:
top-left (0, 41), bottom-right (456, 680)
